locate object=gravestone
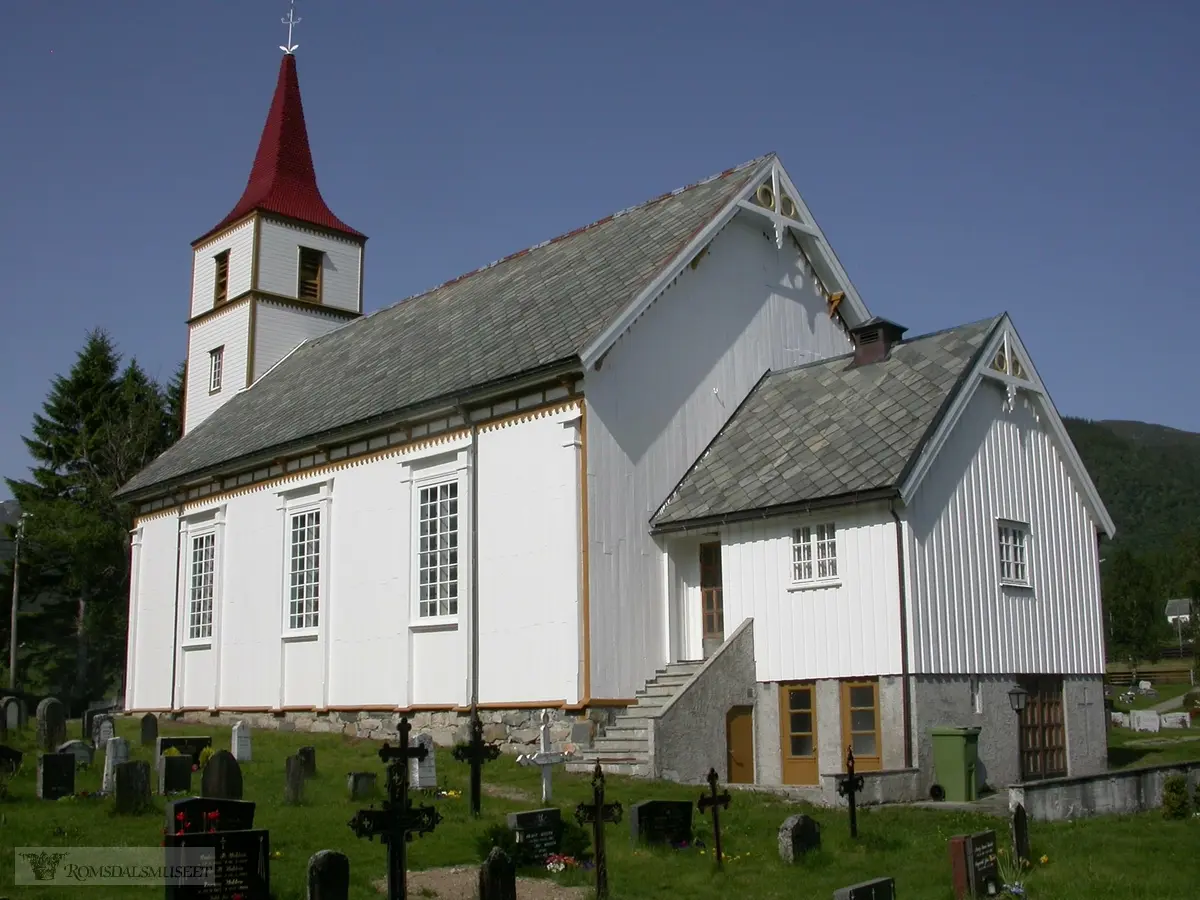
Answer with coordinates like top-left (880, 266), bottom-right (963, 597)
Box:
top-left (0, 712), bottom-right (5, 742)
top-left (1130, 710), bottom-right (1160, 733)
top-left (102, 736), bottom-right (130, 793)
top-left (948, 830), bottom-right (1000, 899)
top-left (37, 752), bottom-right (75, 799)
top-left (114, 760), bottom-right (152, 814)
top-left (308, 849), bottom-right (350, 900)
top-left (697, 768), bottom-right (731, 870)
top-left (285, 755), bottom-right (305, 804)
top-left (779, 813), bottom-right (822, 863)
top-left (56, 739), bottom-right (95, 769)
top-left (1160, 712), bottom-right (1190, 729)
top-left (297, 745), bottom-right (317, 778)
top-left (1109, 711), bottom-right (1130, 728)
top-left (629, 799), bottom-right (693, 846)
top-left (506, 807), bottom-right (563, 865)
top-left (35, 697), bottom-right (67, 751)
top-left (163, 828), bottom-right (270, 899)
top-left (166, 796), bottom-right (257, 835)
top-left (140, 712), bottom-right (159, 746)
top-left (453, 712), bottom-right (502, 816)
top-left (156, 735), bottom-right (213, 766)
top-left (478, 846), bottom-right (517, 900)
top-left (81, 704), bottom-right (117, 742)
top-left (408, 732), bottom-right (436, 790)
top-left (574, 762), bottom-right (622, 900)
top-left (833, 877), bottom-right (896, 899)
top-left (1, 696), bottom-right (25, 729)
top-left (346, 771), bottom-right (377, 800)
top-left (515, 711), bottom-right (574, 803)
top-left (159, 754), bottom-right (193, 795)
top-left (1010, 803), bottom-right (1030, 863)
top-left (200, 749), bottom-right (244, 800)
top-left (0, 745), bottom-right (23, 775)
top-left (837, 746), bottom-right (867, 838)
top-left (93, 714), bottom-right (116, 747)
top-left (232, 720), bottom-right (252, 762)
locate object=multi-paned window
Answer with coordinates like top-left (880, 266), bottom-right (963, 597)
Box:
top-left (213, 250), bottom-right (230, 304)
top-left (792, 523), bottom-right (837, 583)
top-left (998, 521), bottom-right (1029, 584)
top-left (209, 346), bottom-right (224, 393)
top-left (288, 509), bottom-right (321, 629)
top-left (417, 481), bottom-right (459, 618)
top-left (298, 247), bottom-right (323, 302)
top-left (841, 680), bottom-right (881, 772)
top-left (187, 532), bottom-right (216, 640)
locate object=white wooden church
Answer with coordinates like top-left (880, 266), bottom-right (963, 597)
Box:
top-left (119, 46), bottom-right (1116, 801)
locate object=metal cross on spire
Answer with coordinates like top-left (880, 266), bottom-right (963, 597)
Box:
top-left (280, 0), bottom-right (301, 55)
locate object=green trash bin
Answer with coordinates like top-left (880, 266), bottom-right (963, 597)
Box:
top-left (930, 726), bottom-right (982, 802)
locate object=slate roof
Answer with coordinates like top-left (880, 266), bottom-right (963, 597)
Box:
top-left (652, 316), bottom-right (1002, 528)
top-left (119, 155), bottom-right (770, 499)
top-left (1165, 598), bottom-right (1193, 619)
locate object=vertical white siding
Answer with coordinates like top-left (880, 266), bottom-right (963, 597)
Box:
top-left (185, 302), bottom-right (251, 434)
top-left (719, 506), bottom-right (902, 681)
top-left (252, 299), bottom-right (352, 382)
top-left (906, 380), bottom-right (1105, 675)
top-left (180, 649), bottom-right (214, 708)
top-left (257, 219), bottom-right (362, 312)
top-left (191, 220), bottom-right (255, 318)
top-left (128, 514), bottom-right (180, 710)
top-left (584, 215), bottom-right (853, 698)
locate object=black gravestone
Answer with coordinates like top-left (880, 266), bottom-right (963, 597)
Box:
top-left (164, 828), bottom-right (270, 899)
top-left (297, 745), bottom-right (317, 778)
top-left (833, 877), bottom-right (895, 899)
top-left (200, 749), bottom-right (244, 800)
top-left (0, 745), bottom-right (23, 775)
top-left (37, 752), bottom-right (75, 799)
top-left (166, 796), bottom-right (256, 836)
top-left (307, 849), bottom-right (350, 900)
top-left (284, 755), bottom-right (305, 804)
top-left (114, 760), bottom-right (153, 814)
top-left (160, 755), bottom-right (194, 795)
top-left (157, 736), bottom-right (213, 766)
top-left (629, 799), bottom-right (693, 846)
top-left (1010, 803), bottom-right (1031, 864)
top-left (967, 830), bottom-right (1000, 897)
top-left (35, 697), bottom-right (67, 751)
top-left (141, 713), bottom-right (159, 746)
top-left (778, 813), bottom-right (821, 863)
top-left (346, 771), bottom-right (377, 800)
top-left (506, 807), bottom-right (563, 865)
top-left (479, 846), bottom-right (517, 900)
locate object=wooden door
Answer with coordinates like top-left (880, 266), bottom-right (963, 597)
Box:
top-left (699, 542), bottom-right (724, 657)
top-left (840, 680), bottom-right (882, 773)
top-left (780, 683), bottom-right (819, 785)
top-left (1019, 676), bottom-right (1066, 780)
top-left (726, 706), bottom-right (755, 784)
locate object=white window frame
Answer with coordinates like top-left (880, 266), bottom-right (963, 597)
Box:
top-left (997, 519), bottom-right (1031, 587)
top-left (187, 531), bottom-right (217, 641)
top-left (788, 521), bottom-right (840, 590)
top-left (178, 504), bottom-right (226, 650)
top-left (278, 479), bottom-right (334, 640)
top-left (405, 449), bottom-right (470, 629)
top-left (209, 346), bottom-right (224, 394)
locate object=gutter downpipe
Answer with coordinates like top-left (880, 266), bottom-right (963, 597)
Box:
top-left (890, 498), bottom-right (914, 769)
top-left (462, 407), bottom-right (481, 717)
top-left (169, 512), bottom-right (184, 712)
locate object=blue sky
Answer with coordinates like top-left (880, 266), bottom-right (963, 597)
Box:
top-left (1, 1), bottom-right (1197, 500)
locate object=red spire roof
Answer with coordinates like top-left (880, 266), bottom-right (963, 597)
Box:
top-left (195, 54), bottom-right (364, 245)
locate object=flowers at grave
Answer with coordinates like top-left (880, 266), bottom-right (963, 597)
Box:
top-left (545, 853), bottom-right (579, 873)
top-left (269, 851), bottom-right (283, 860)
top-left (435, 788), bottom-right (462, 799)
top-left (1040, 855), bottom-right (1049, 864)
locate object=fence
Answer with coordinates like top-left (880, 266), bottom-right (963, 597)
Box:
top-left (1104, 665), bottom-right (1195, 687)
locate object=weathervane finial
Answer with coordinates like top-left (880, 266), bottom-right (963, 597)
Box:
top-left (280, 0), bottom-right (301, 55)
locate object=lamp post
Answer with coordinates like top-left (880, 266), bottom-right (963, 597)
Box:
top-left (1008, 684), bottom-right (1029, 782)
top-left (8, 512), bottom-right (30, 691)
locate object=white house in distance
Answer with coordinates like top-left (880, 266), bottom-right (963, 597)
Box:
top-left (117, 46), bottom-right (1116, 802)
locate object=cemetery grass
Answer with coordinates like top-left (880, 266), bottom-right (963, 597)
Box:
top-left (0, 722), bottom-right (1198, 899)
top-left (1107, 723), bottom-right (1200, 768)
top-left (1113, 683), bottom-right (1194, 711)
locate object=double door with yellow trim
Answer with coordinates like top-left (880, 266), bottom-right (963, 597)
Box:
top-left (779, 678), bottom-right (883, 785)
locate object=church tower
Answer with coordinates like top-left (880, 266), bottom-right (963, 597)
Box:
top-left (183, 48), bottom-right (366, 435)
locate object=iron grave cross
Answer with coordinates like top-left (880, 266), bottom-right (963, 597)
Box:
top-left (515, 710), bottom-right (575, 804)
top-left (348, 717), bottom-right (442, 900)
top-left (452, 711), bottom-right (501, 817)
top-left (697, 767), bottom-right (732, 870)
top-left (836, 745), bottom-right (866, 839)
top-left (574, 761), bottom-right (622, 900)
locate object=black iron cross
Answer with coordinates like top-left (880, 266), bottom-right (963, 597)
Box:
top-left (348, 717), bottom-right (443, 900)
top-left (574, 761), bottom-right (622, 900)
top-left (836, 745), bottom-right (866, 839)
top-left (697, 767), bottom-right (731, 870)
top-left (451, 710), bottom-right (501, 817)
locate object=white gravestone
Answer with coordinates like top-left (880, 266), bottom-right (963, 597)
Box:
top-left (515, 710), bottom-right (575, 804)
top-left (1160, 712), bottom-right (1190, 729)
top-left (232, 721), bottom-right (252, 762)
top-left (94, 715), bottom-right (115, 746)
top-left (102, 736), bottom-right (130, 793)
top-left (409, 733), bottom-right (437, 790)
top-left (1130, 709), bottom-right (1161, 733)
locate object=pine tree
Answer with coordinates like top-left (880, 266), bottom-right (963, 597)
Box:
top-left (165, 360), bottom-right (186, 445)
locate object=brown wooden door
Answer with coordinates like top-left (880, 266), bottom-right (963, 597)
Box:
top-left (780, 683), bottom-right (819, 785)
top-left (1019, 676), bottom-right (1066, 780)
top-left (840, 680), bottom-right (882, 773)
top-left (726, 706), bottom-right (755, 784)
top-left (699, 542), bottom-right (724, 657)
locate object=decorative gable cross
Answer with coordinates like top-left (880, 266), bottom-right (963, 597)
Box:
top-left (697, 767), bottom-right (732, 870)
top-left (733, 163), bottom-right (821, 250)
top-left (515, 710), bottom-right (575, 804)
top-left (574, 762), bottom-right (622, 900)
top-left (348, 717), bottom-right (442, 900)
top-left (452, 711), bottom-right (501, 817)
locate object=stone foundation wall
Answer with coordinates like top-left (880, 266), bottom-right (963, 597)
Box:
top-left (155, 707), bottom-right (615, 755)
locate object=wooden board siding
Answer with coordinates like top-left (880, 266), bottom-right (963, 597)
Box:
top-left (257, 219), bottom-right (362, 313)
top-left (191, 219), bottom-right (255, 319)
top-left (185, 302), bottom-right (251, 434)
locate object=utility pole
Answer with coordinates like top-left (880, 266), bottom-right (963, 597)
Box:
top-left (8, 512), bottom-right (29, 691)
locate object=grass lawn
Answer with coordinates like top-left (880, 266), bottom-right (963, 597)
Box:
top-left (1107, 722), bottom-right (1200, 769)
top-left (1, 718), bottom-right (1198, 899)
top-left (1113, 682), bottom-right (1196, 711)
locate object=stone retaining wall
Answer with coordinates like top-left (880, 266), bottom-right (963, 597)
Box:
top-left (1009, 760), bottom-right (1200, 821)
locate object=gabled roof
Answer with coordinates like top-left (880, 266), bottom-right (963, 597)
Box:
top-left (194, 54), bottom-right (363, 245)
top-left (652, 317), bottom-right (1001, 530)
top-left (118, 156), bottom-right (769, 500)
top-left (1165, 598), bottom-right (1193, 619)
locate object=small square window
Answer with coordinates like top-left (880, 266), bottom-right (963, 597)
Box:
top-left (997, 521), bottom-right (1030, 585)
top-left (791, 523), bottom-right (838, 584)
top-left (208, 347), bottom-right (224, 394)
top-left (298, 247), bottom-right (323, 302)
top-left (213, 250), bottom-right (230, 304)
